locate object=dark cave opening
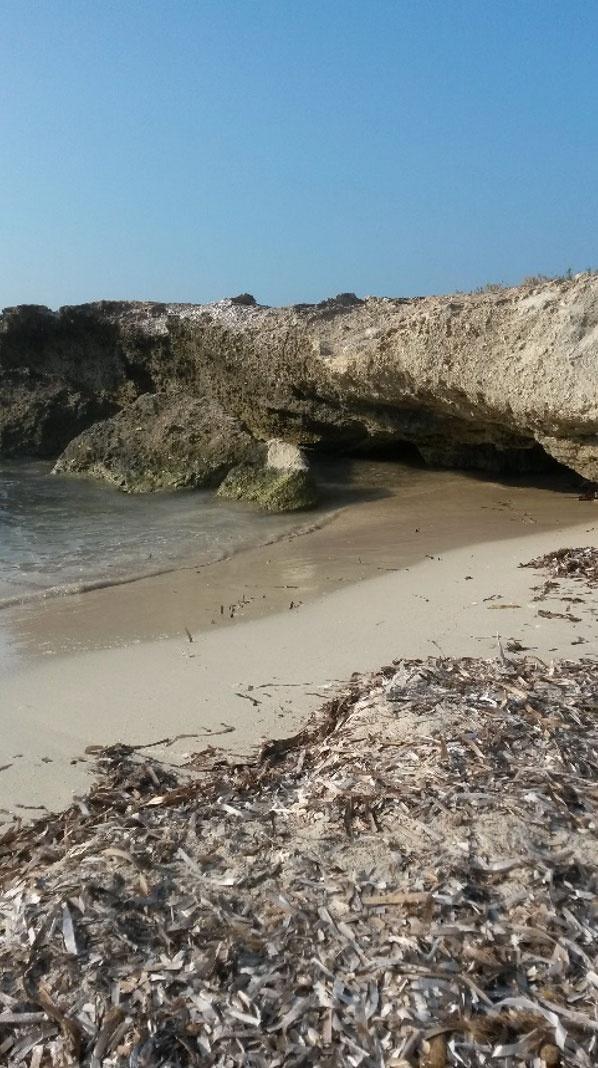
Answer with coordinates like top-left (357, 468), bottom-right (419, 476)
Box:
top-left (312, 437), bottom-right (584, 493)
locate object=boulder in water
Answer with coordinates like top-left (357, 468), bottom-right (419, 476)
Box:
top-left (217, 439), bottom-right (318, 512)
top-left (53, 392), bottom-right (258, 493)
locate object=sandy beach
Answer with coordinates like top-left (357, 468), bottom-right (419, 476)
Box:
top-left (4, 10), bottom-right (598, 1060)
top-left (1, 469), bottom-right (596, 822)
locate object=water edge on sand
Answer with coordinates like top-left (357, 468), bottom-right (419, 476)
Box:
top-left (1, 462), bottom-right (597, 820)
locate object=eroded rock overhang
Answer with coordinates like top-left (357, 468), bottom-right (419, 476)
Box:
top-left (1, 274), bottom-right (597, 484)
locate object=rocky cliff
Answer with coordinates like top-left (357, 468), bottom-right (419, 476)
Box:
top-left (2, 275), bottom-right (598, 493)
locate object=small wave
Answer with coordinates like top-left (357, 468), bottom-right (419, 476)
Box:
top-left (0, 508), bottom-right (342, 612)
top-left (0, 565), bottom-right (191, 610)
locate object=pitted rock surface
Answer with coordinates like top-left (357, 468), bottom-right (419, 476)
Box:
top-left (3, 274), bottom-right (598, 482)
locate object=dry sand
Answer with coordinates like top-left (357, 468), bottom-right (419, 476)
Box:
top-left (1, 471), bottom-right (597, 822)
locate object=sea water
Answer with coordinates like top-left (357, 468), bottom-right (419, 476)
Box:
top-left (0, 461), bottom-right (328, 605)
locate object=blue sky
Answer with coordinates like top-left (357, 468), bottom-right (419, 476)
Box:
top-left (1, 1), bottom-right (597, 307)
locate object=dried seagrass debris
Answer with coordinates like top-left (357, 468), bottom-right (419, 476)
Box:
top-left (0, 655), bottom-right (597, 1066)
top-left (522, 547), bottom-right (598, 588)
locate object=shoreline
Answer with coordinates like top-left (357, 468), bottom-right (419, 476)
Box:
top-left (1, 466), bottom-right (589, 663)
top-left (0, 506), bottom-right (343, 613)
top-left (1, 467), bottom-right (597, 821)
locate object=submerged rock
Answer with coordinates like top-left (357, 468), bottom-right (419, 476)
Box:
top-left (217, 440), bottom-right (318, 512)
top-left (53, 392), bottom-right (258, 493)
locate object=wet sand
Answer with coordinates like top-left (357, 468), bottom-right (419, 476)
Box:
top-left (1, 464), bottom-right (592, 661)
top-left (1, 467), bottom-right (597, 821)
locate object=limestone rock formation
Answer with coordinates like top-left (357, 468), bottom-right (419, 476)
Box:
top-left (3, 273), bottom-right (598, 488)
top-left (53, 393), bottom-right (258, 493)
top-left (217, 440), bottom-right (318, 512)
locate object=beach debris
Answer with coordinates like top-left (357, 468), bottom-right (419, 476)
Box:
top-left (505, 638), bottom-right (530, 652)
top-left (235, 690), bottom-right (261, 707)
top-left (522, 546), bottom-right (598, 587)
top-left (220, 592), bottom-right (254, 619)
top-left (537, 608), bottom-right (582, 622)
top-left (0, 654), bottom-right (596, 1065)
top-left (522, 548), bottom-right (598, 627)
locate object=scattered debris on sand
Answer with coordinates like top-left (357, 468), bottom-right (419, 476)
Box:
top-left (522, 546), bottom-right (598, 588)
top-left (0, 655), bottom-right (597, 1066)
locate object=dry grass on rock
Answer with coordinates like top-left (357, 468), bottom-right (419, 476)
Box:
top-left (0, 654), bottom-right (597, 1066)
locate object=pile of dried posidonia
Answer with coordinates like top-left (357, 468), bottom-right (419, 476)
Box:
top-left (523, 546), bottom-right (598, 588)
top-left (1, 653), bottom-right (597, 1066)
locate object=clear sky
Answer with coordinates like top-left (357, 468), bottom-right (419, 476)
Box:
top-left (1, 0), bottom-right (597, 308)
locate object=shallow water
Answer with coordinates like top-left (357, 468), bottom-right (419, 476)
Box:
top-left (0, 461), bottom-right (329, 604)
top-left (0, 452), bottom-right (592, 687)
top-left (0, 457), bottom-right (418, 607)
top-left (1, 455), bottom-right (583, 610)
top-left (0, 456), bottom-right (411, 671)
